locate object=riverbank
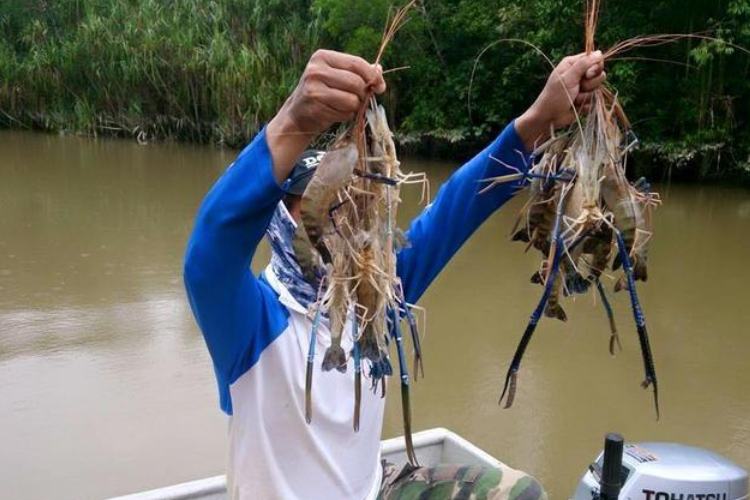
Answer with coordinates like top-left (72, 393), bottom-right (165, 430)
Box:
top-left (1, 0), bottom-right (749, 179)
top-left (3, 122), bottom-right (750, 184)
top-left (397, 131), bottom-right (750, 183)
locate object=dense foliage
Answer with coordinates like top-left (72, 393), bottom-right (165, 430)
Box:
top-left (0, 0), bottom-right (318, 145)
top-left (1, 0), bottom-right (749, 178)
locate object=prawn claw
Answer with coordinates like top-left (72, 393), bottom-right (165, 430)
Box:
top-left (499, 370), bottom-right (518, 409)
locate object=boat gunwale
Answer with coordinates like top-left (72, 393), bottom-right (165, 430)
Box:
top-left (104, 428), bottom-right (503, 500)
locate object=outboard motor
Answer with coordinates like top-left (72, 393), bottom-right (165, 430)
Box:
top-left (572, 434), bottom-right (748, 500)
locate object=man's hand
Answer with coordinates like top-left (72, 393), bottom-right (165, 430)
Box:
top-left (515, 51), bottom-right (606, 152)
top-left (266, 50), bottom-right (386, 184)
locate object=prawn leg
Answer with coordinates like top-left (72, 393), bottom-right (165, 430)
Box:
top-left (595, 280), bottom-right (622, 355)
top-left (398, 293), bottom-right (424, 380)
top-left (499, 235), bottom-right (564, 408)
top-left (390, 307), bottom-right (418, 466)
top-left (613, 230), bottom-right (660, 420)
top-left (328, 198), bottom-right (352, 241)
top-left (305, 307), bottom-right (323, 424)
top-left (353, 168), bottom-right (398, 186)
top-left (500, 187), bottom-right (569, 408)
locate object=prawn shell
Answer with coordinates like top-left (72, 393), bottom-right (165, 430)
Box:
top-left (300, 140), bottom-right (358, 264)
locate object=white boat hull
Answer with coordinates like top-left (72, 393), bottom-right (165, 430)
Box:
top-left (105, 428), bottom-right (504, 500)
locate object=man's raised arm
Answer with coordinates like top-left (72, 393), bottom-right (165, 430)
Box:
top-left (183, 129), bottom-right (287, 412)
top-left (398, 51), bottom-right (606, 304)
top-left (183, 50), bottom-right (385, 412)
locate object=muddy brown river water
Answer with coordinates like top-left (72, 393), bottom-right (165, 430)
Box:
top-left (1, 130), bottom-right (749, 500)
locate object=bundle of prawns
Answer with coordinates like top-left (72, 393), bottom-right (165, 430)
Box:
top-left (298, 0), bottom-right (429, 466)
top-left (483, 0), bottom-right (686, 419)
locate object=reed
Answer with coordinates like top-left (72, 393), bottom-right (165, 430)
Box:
top-left (0, 0), bottom-right (748, 179)
top-left (0, 0), bottom-right (319, 147)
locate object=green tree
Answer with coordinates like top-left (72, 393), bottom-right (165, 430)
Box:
top-left (1, 0), bottom-right (749, 178)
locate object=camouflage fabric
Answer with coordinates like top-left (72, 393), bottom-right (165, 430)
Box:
top-left (377, 461), bottom-right (548, 500)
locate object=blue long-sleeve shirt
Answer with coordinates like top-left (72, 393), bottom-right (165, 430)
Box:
top-left (184, 122), bottom-right (529, 415)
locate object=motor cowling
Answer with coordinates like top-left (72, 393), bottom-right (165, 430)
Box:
top-left (571, 442), bottom-right (748, 500)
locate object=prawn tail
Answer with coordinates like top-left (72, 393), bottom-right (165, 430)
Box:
top-left (512, 227), bottom-right (531, 243)
top-left (544, 300), bottom-right (568, 322)
top-left (565, 271), bottom-right (591, 295)
top-left (368, 350), bottom-right (392, 399)
top-left (322, 345), bottom-right (347, 373)
top-left (530, 270), bottom-right (544, 285)
top-left (614, 276), bottom-right (628, 293)
top-left (634, 261), bottom-right (649, 282)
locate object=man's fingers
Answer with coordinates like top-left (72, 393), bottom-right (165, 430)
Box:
top-left (564, 50), bottom-right (604, 81)
top-left (312, 95), bottom-right (357, 126)
top-left (316, 49), bottom-right (384, 92)
top-left (319, 86), bottom-right (362, 115)
top-left (372, 65), bottom-right (386, 94)
top-left (585, 61), bottom-right (604, 79)
top-left (580, 71), bottom-right (606, 93)
top-left (558, 53), bottom-right (585, 72)
top-left (318, 67), bottom-right (369, 102)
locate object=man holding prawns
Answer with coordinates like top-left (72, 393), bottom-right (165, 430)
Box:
top-left (184, 48), bottom-right (605, 500)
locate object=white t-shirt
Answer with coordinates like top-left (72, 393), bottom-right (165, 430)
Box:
top-left (226, 266), bottom-right (385, 500)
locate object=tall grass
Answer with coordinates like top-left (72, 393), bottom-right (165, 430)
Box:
top-left (0, 0), bottom-right (319, 146)
top-left (1, 0), bottom-right (748, 179)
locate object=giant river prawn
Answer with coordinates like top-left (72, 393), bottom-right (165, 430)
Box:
top-left (296, 0), bottom-right (427, 466)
